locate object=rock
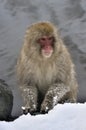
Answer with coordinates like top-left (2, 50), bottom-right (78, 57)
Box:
top-left (0, 79), bottom-right (13, 121)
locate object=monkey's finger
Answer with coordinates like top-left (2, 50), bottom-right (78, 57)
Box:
top-left (40, 106), bottom-right (49, 114)
top-left (21, 106), bottom-right (29, 115)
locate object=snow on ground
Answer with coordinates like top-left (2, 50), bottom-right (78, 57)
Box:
top-left (0, 103), bottom-right (86, 130)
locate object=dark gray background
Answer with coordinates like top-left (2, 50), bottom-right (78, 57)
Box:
top-left (0, 0), bottom-right (86, 117)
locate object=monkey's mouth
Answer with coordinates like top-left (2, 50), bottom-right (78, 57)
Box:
top-left (42, 49), bottom-right (53, 58)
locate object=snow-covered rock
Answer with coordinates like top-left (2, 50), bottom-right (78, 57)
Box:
top-left (0, 103), bottom-right (86, 130)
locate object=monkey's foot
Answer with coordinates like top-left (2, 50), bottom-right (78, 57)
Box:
top-left (22, 104), bottom-right (37, 115)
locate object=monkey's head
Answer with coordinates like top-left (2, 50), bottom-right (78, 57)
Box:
top-left (25, 22), bottom-right (58, 58)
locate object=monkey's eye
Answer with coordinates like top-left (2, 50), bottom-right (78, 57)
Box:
top-left (49, 37), bottom-right (52, 40)
top-left (37, 36), bottom-right (55, 47)
top-left (40, 38), bottom-right (46, 42)
top-left (39, 37), bottom-right (53, 43)
top-left (37, 38), bottom-right (46, 46)
top-left (49, 37), bottom-right (55, 41)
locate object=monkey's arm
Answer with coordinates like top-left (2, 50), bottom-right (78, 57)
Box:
top-left (20, 84), bottom-right (38, 114)
top-left (41, 83), bottom-right (70, 113)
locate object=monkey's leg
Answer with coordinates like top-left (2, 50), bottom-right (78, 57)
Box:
top-left (41, 83), bottom-right (71, 113)
top-left (20, 85), bottom-right (38, 115)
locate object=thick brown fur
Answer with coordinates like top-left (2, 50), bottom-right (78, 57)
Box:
top-left (17, 22), bottom-right (78, 114)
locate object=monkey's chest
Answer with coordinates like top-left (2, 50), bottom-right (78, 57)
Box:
top-left (33, 64), bottom-right (57, 93)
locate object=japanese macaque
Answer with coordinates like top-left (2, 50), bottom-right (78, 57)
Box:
top-left (17, 22), bottom-right (78, 114)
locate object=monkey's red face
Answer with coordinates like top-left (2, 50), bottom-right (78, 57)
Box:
top-left (38, 36), bottom-right (54, 58)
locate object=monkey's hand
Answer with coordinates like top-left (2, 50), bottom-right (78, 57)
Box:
top-left (40, 94), bottom-right (53, 114)
top-left (20, 85), bottom-right (37, 115)
top-left (41, 83), bottom-right (70, 113)
top-left (22, 104), bottom-right (37, 115)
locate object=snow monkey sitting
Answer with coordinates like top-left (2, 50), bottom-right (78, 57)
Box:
top-left (17, 22), bottom-right (78, 114)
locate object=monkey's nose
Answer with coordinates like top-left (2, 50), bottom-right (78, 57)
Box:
top-left (44, 45), bottom-right (53, 51)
